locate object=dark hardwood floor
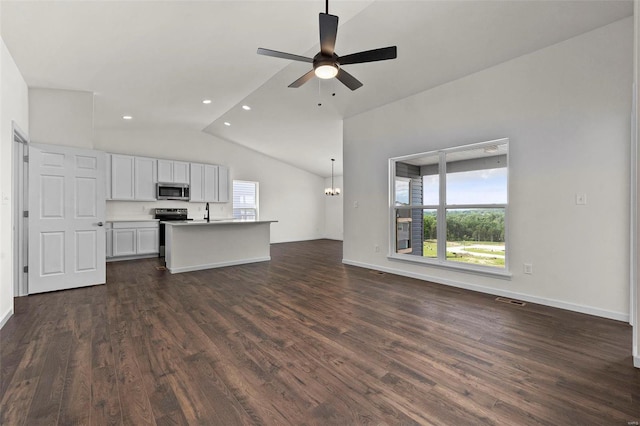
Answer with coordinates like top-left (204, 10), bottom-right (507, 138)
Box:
top-left (1, 239), bottom-right (639, 425)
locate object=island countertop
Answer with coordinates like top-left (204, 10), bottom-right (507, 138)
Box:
top-left (162, 219), bottom-right (277, 226)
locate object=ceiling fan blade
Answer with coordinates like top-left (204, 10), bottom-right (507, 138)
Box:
top-left (288, 69), bottom-right (316, 88)
top-left (257, 48), bottom-right (313, 63)
top-left (319, 13), bottom-right (338, 56)
top-left (337, 46), bottom-right (397, 65)
top-left (336, 68), bottom-right (363, 91)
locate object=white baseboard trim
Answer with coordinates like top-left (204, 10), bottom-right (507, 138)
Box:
top-left (0, 307), bottom-right (14, 329)
top-left (107, 253), bottom-right (159, 262)
top-left (169, 257), bottom-right (271, 274)
top-left (634, 356), bottom-right (640, 369)
top-left (342, 259), bottom-right (629, 322)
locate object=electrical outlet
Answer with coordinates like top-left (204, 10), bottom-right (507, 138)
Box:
top-left (524, 263), bottom-right (533, 275)
top-left (354, 200), bottom-right (359, 208)
top-left (374, 245), bottom-right (380, 253)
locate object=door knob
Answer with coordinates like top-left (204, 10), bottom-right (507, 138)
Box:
top-left (97, 222), bottom-right (104, 227)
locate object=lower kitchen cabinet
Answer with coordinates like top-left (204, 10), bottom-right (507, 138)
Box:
top-left (137, 227), bottom-right (159, 254)
top-left (107, 221), bottom-right (159, 259)
top-left (106, 223), bottom-right (113, 257)
top-left (113, 228), bottom-right (137, 256)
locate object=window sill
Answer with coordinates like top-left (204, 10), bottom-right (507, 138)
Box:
top-left (387, 253), bottom-right (512, 279)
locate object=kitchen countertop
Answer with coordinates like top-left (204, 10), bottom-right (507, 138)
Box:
top-left (106, 218), bottom-right (160, 222)
top-left (162, 219), bottom-right (277, 226)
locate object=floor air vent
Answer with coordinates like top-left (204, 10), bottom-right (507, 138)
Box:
top-left (495, 297), bottom-right (526, 307)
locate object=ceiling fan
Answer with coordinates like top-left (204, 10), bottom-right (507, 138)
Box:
top-left (257, 0), bottom-right (397, 91)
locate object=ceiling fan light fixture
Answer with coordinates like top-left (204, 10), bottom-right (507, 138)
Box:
top-left (315, 64), bottom-right (338, 79)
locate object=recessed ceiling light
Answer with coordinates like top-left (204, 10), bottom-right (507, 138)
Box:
top-left (224, 122), bottom-right (231, 126)
top-left (202, 99), bottom-right (212, 104)
top-left (122, 115), bottom-right (133, 120)
top-left (242, 105), bottom-right (251, 111)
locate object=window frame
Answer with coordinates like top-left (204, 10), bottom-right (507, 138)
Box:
top-left (388, 138), bottom-right (510, 278)
top-left (232, 180), bottom-right (259, 220)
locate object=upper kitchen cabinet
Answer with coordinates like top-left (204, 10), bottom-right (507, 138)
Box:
top-left (203, 164), bottom-right (218, 201)
top-left (134, 156), bottom-right (157, 201)
top-left (190, 163), bottom-right (229, 202)
top-left (189, 162), bottom-right (206, 202)
top-left (108, 154), bottom-right (157, 201)
top-left (218, 165), bottom-right (229, 203)
top-left (109, 154), bottom-right (135, 200)
top-left (158, 159), bottom-right (189, 184)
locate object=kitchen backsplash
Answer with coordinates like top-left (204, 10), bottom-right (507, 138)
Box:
top-left (106, 200), bottom-right (233, 220)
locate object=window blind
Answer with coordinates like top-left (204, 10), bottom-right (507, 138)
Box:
top-left (233, 181), bottom-right (258, 219)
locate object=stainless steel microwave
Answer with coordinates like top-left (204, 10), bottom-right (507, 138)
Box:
top-left (157, 183), bottom-right (190, 201)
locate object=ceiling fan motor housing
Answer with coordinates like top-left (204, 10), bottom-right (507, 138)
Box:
top-left (313, 53), bottom-right (339, 71)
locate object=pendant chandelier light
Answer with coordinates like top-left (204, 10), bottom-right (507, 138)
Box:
top-left (325, 158), bottom-right (341, 196)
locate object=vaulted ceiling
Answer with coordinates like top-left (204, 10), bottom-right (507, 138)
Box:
top-left (1, 1), bottom-right (633, 176)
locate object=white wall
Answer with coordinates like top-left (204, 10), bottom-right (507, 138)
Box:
top-left (343, 18), bottom-right (633, 321)
top-left (95, 127), bottom-right (326, 243)
top-left (29, 88), bottom-right (93, 148)
top-left (0, 38), bottom-right (29, 326)
top-left (324, 175), bottom-right (343, 240)
top-left (633, 0), bottom-right (639, 368)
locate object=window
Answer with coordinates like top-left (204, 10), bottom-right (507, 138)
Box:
top-left (233, 180), bottom-right (259, 220)
top-left (390, 139), bottom-right (508, 275)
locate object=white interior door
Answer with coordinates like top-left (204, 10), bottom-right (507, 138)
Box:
top-left (28, 144), bottom-right (106, 294)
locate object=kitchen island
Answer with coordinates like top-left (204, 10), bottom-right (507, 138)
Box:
top-left (163, 219), bottom-right (277, 274)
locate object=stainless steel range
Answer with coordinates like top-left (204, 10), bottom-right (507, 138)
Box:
top-left (154, 208), bottom-right (190, 257)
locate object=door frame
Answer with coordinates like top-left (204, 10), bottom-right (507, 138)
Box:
top-left (12, 122), bottom-right (28, 297)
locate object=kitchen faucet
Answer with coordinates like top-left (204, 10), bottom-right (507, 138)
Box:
top-left (205, 202), bottom-right (210, 222)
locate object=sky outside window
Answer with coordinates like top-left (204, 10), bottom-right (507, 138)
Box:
top-left (446, 168), bottom-right (507, 205)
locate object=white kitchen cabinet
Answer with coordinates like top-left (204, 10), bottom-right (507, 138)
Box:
top-left (137, 227), bottom-right (159, 254)
top-left (203, 164), bottom-right (218, 202)
top-left (134, 156), bottom-right (157, 201)
top-left (190, 162), bottom-right (229, 203)
top-left (157, 160), bottom-right (172, 183)
top-left (174, 161), bottom-right (190, 183)
top-left (218, 165), bottom-right (229, 203)
top-left (189, 163), bottom-right (205, 202)
top-left (106, 223), bottom-right (113, 258)
top-left (110, 154), bottom-right (135, 200)
top-left (158, 159), bottom-right (189, 184)
top-left (109, 221), bottom-right (159, 258)
top-left (108, 154), bottom-right (157, 201)
top-left (112, 228), bottom-right (137, 256)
